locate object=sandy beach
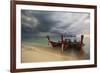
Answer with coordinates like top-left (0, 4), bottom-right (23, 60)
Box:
top-left (21, 41), bottom-right (88, 63)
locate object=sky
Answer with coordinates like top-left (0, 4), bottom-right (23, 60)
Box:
top-left (21, 9), bottom-right (90, 39)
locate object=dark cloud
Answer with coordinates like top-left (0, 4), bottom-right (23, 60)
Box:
top-left (21, 9), bottom-right (90, 39)
top-left (21, 10), bottom-right (58, 39)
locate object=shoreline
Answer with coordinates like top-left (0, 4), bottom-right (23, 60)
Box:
top-left (21, 41), bottom-right (89, 63)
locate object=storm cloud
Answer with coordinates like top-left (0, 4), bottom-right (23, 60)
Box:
top-left (21, 10), bottom-right (90, 39)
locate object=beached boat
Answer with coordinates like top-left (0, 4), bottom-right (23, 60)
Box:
top-left (46, 35), bottom-right (84, 52)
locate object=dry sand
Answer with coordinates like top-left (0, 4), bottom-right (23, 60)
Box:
top-left (21, 42), bottom-right (87, 63)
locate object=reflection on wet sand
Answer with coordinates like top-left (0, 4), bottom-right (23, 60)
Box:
top-left (21, 42), bottom-right (89, 63)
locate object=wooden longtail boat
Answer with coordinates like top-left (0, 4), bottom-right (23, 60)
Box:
top-left (46, 35), bottom-right (84, 52)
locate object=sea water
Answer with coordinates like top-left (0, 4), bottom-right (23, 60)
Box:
top-left (22, 36), bottom-right (90, 55)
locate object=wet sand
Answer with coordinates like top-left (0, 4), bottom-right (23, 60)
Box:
top-left (21, 42), bottom-right (88, 63)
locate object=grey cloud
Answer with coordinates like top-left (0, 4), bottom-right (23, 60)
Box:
top-left (50, 12), bottom-right (90, 35)
top-left (21, 10), bottom-right (90, 39)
